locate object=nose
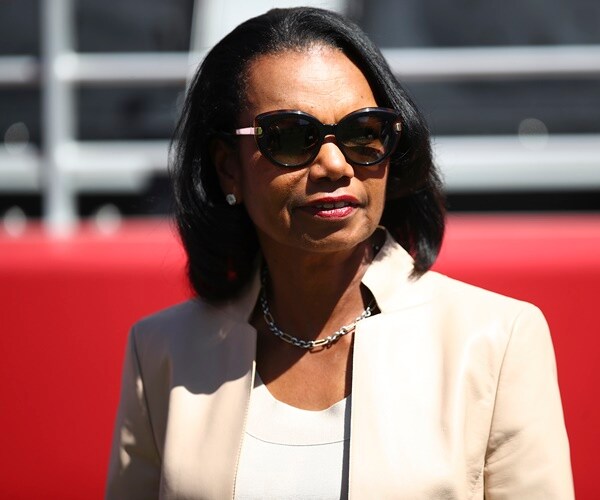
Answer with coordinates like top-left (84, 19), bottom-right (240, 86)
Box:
top-left (308, 138), bottom-right (354, 182)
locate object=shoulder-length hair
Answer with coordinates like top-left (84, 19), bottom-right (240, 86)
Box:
top-left (171, 7), bottom-right (445, 301)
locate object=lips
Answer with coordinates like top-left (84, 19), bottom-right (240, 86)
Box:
top-left (313, 200), bottom-right (356, 210)
top-left (299, 196), bottom-right (360, 219)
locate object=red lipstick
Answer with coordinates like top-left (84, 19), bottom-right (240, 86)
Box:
top-left (300, 195), bottom-right (360, 219)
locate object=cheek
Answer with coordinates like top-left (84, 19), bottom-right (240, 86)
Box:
top-left (236, 144), bottom-right (269, 201)
top-left (239, 162), bottom-right (297, 229)
top-left (366, 168), bottom-right (389, 218)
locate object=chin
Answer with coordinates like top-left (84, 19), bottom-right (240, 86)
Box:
top-left (297, 227), bottom-right (375, 254)
top-left (257, 217), bottom-right (380, 257)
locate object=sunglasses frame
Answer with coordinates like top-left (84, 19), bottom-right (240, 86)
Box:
top-left (234, 107), bottom-right (402, 168)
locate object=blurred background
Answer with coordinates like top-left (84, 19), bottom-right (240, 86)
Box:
top-left (1, 0), bottom-right (599, 233)
top-left (1, 1), bottom-right (599, 498)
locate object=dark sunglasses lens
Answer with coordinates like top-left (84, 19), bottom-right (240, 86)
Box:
top-left (338, 114), bottom-right (397, 165)
top-left (259, 116), bottom-right (319, 167)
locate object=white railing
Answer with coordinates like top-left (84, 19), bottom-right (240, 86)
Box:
top-left (1, 0), bottom-right (599, 233)
top-left (6, 45), bottom-right (600, 86)
top-left (384, 45), bottom-right (600, 81)
top-left (0, 56), bottom-right (39, 86)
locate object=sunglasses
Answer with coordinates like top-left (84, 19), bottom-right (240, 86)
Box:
top-left (234, 107), bottom-right (401, 168)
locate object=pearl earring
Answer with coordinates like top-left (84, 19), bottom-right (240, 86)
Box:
top-left (225, 193), bottom-right (237, 206)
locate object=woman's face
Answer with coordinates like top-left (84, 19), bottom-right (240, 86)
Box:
top-left (220, 46), bottom-right (389, 258)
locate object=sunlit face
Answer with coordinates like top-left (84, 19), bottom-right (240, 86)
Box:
top-left (220, 46), bottom-right (389, 258)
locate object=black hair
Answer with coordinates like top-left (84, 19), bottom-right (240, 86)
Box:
top-left (171, 7), bottom-right (445, 301)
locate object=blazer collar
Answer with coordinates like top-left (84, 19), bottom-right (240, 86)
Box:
top-left (362, 230), bottom-right (434, 313)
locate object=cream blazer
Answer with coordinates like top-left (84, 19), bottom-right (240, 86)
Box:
top-left (106, 232), bottom-right (574, 499)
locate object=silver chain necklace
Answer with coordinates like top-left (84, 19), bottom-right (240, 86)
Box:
top-left (259, 270), bottom-right (373, 350)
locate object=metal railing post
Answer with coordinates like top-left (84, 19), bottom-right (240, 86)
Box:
top-left (41, 0), bottom-right (77, 234)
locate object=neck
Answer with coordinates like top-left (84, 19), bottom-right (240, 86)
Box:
top-left (259, 237), bottom-right (378, 342)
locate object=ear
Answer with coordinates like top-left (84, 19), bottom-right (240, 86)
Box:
top-left (210, 137), bottom-right (243, 204)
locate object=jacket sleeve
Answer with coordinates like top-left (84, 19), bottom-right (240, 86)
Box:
top-left (105, 327), bottom-right (161, 499)
top-left (484, 304), bottom-right (574, 499)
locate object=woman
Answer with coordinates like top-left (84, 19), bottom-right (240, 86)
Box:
top-left (107, 7), bottom-right (573, 499)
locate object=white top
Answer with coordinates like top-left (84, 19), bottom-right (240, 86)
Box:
top-left (234, 373), bottom-right (351, 500)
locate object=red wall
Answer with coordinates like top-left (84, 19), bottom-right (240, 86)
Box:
top-left (0, 214), bottom-right (598, 498)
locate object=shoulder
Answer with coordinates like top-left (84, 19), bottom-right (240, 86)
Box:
top-left (369, 235), bottom-right (543, 329)
top-left (134, 299), bottom-right (216, 334)
top-left (426, 270), bottom-right (546, 330)
top-left (128, 300), bottom-right (212, 364)
top-left (129, 297), bottom-right (256, 365)
top-left (371, 250), bottom-right (550, 361)
top-left (414, 271), bottom-right (551, 365)
top-left (132, 299), bottom-right (216, 342)
top-left (130, 266), bottom-right (261, 345)
top-left (426, 270), bottom-right (538, 316)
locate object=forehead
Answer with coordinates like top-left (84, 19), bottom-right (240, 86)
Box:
top-left (241, 46), bottom-right (377, 120)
